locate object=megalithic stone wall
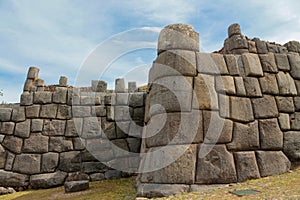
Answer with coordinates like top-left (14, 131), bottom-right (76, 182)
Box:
top-left (137, 23), bottom-right (300, 198)
top-left (0, 67), bottom-right (146, 190)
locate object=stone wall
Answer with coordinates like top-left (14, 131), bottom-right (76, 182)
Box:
top-left (137, 24), bottom-right (300, 197)
top-left (0, 67), bottom-right (145, 190)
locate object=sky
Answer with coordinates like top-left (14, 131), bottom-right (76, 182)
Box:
top-left (0, 0), bottom-right (300, 103)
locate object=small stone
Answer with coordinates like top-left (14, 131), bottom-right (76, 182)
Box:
top-left (31, 119), bottom-right (43, 132)
top-left (234, 77), bottom-right (247, 96)
top-left (89, 173), bottom-right (105, 181)
top-left (137, 183), bottom-right (189, 198)
top-left (57, 105), bottom-right (72, 119)
top-left (278, 113), bottom-right (290, 130)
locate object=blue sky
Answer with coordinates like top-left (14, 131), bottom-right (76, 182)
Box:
top-left (0, 0), bottom-right (300, 102)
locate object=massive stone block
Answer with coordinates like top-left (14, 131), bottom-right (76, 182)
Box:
top-left (14, 119), bottom-right (31, 138)
top-left (227, 121), bottom-right (259, 150)
top-left (196, 144), bottom-right (237, 184)
top-left (43, 120), bottom-right (66, 136)
top-left (259, 73), bottom-right (279, 95)
top-left (42, 152), bottom-right (59, 172)
top-left (242, 53), bottom-right (263, 77)
top-left (230, 96), bottom-right (254, 122)
top-left (193, 74), bottom-right (218, 110)
top-left (276, 97), bottom-right (295, 113)
top-left (197, 53), bottom-right (228, 75)
top-left (0, 108), bottom-right (12, 122)
top-left (30, 171), bottom-right (67, 189)
top-left (23, 133), bottom-right (49, 153)
top-left (243, 77), bottom-right (262, 97)
top-left (255, 151), bottom-right (291, 177)
top-left (276, 71), bottom-right (297, 95)
top-left (234, 151), bottom-right (260, 182)
top-left (215, 76), bottom-right (236, 94)
top-left (13, 154), bottom-right (41, 174)
top-left (259, 118), bottom-right (283, 150)
top-left (251, 95), bottom-right (278, 118)
top-left (140, 144), bottom-right (197, 184)
top-left (288, 53), bottom-right (300, 79)
top-left (259, 53), bottom-right (278, 73)
top-left (2, 135), bottom-right (23, 154)
top-left (33, 91), bottom-right (52, 104)
top-left (0, 170), bottom-right (29, 187)
top-left (53, 87), bottom-right (67, 104)
top-left (49, 137), bottom-right (73, 152)
top-left (275, 54), bottom-right (290, 71)
top-left (224, 54), bottom-right (239, 75)
top-left (40, 104), bottom-right (58, 119)
top-left (146, 111), bottom-right (202, 147)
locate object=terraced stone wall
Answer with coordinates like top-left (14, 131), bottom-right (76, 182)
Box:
top-left (0, 67), bottom-right (145, 190)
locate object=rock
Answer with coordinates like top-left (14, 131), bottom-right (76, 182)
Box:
top-left (0, 122), bottom-right (15, 135)
top-left (197, 53), bottom-right (228, 75)
top-left (33, 91), bottom-right (52, 104)
top-left (82, 162), bottom-right (107, 174)
top-left (196, 144), bottom-right (237, 184)
top-left (283, 131), bottom-right (300, 161)
top-left (72, 106), bottom-right (91, 117)
top-left (0, 187), bottom-right (16, 195)
top-left (259, 53), bottom-right (278, 73)
top-left (295, 97), bottom-right (300, 111)
top-left (248, 40), bottom-right (257, 53)
top-left (59, 76), bottom-right (68, 86)
top-left (234, 151), bottom-right (260, 182)
top-left (230, 96), bottom-right (254, 122)
top-left (0, 145), bottom-right (6, 168)
top-left (58, 151), bottom-right (81, 172)
top-left (116, 121), bottom-right (130, 138)
top-left (203, 111), bottom-right (233, 144)
top-left (72, 138), bottom-right (85, 150)
top-left (94, 106), bottom-right (107, 117)
top-left (251, 95), bottom-right (278, 118)
top-left (275, 97), bottom-right (295, 113)
top-left (40, 104), bottom-right (58, 118)
top-left (104, 170), bottom-right (122, 179)
top-left (4, 152), bottom-right (15, 171)
top-left (92, 80), bottom-right (107, 92)
top-left (243, 77), bottom-right (262, 97)
top-left (23, 133), bottom-right (49, 153)
top-left (253, 38), bottom-right (268, 54)
top-left (137, 183), bottom-right (189, 198)
top-left (126, 138), bottom-right (141, 153)
top-left (20, 92), bottom-right (33, 106)
top-left (11, 106), bottom-right (25, 122)
top-left (111, 139), bottom-right (129, 158)
top-left (53, 87), bottom-right (67, 104)
top-left (106, 106), bottom-right (114, 121)
top-left (0, 170), bottom-right (29, 187)
top-left (145, 111), bottom-right (202, 147)
top-left (43, 120), bottom-right (66, 136)
top-left (267, 43), bottom-right (279, 53)
top-left (284, 41), bottom-right (300, 52)
top-left (275, 54), bottom-right (290, 71)
top-left (256, 151), bottom-right (291, 177)
top-left (193, 74), bottom-right (218, 110)
top-left (0, 108), bottom-right (12, 122)
top-left (234, 77), bottom-right (247, 96)
top-left (153, 50), bottom-right (197, 78)
top-left (219, 94), bottom-right (230, 118)
top-left (64, 180), bottom-right (89, 193)
top-left (116, 93), bottom-right (129, 105)
top-left (242, 53), bottom-right (263, 77)
top-left (224, 54), bottom-right (240, 75)
top-left (104, 93), bottom-right (116, 105)
top-left (13, 154), bottom-right (41, 174)
top-left (158, 24), bottom-right (199, 54)
top-left (259, 73), bottom-right (279, 94)
top-left (90, 173), bottom-right (105, 181)
top-left (278, 113), bottom-right (290, 131)
top-left (42, 152), bottom-right (59, 172)
top-left (2, 135), bottom-right (23, 154)
top-left (49, 137), bottom-right (73, 152)
top-left (291, 112), bottom-right (300, 130)
top-left (288, 53), bottom-right (300, 79)
top-left (27, 66), bottom-right (39, 79)
top-left (57, 105), bottom-right (72, 119)
top-left (25, 105), bottom-right (40, 118)
top-left (210, 54), bottom-right (229, 75)
top-left (129, 93), bottom-right (145, 108)
top-left (228, 23), bottom-right (241, 37)
top-left (65, 119), bottom-right (82, 137)
top-left (128, 82), bottom-right (136, 93)
top-left (30, 171), bottom-right (67, 189)
top-left (276, 71), bottom-right (297, 95)
top-left (81, 117), bottom-right (102, 139)
top-left (215, 76), bottom-right (236, 94)
top-left (227, 121), bottom-right (259, 150)
top-left (101, 118), bottom-right (116, 139)
top-left (140, 145), bottom-right (197, 184)
top-left (115, 78), bottom-right (126, 93)
top-left (259, 119), bottom-right (283, 150)
top-left (31, 119), bottom-right (43, 132)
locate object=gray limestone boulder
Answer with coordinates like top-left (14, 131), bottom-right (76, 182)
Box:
top-left (283, 131), bottom-right (300, 161)
top-left (30, 171), bottom-right (67, 189)
top-left (64, 180), bottom-right (90, 193)
top-left (0, 170), bottom-right (29, 187)
top-left (234, 151), bottom-right (260, 182)
top-left (137, 183), bottom-right (189, 198)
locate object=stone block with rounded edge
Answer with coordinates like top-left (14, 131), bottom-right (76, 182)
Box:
top-left (251, 95), bottom-right (278, 118)
top-left (259, 118), bottom-right (283, 150)
top-left (276, 97), bottom-right (295, 113)
top-left (145, 111), bottom-right (202, 148)
top-left (255, 151), bottom-right (291, 177)
top-left (153, 50), bottom-right (197, 78)
top-left (242, 53), bottom-right (263, 77)
top-left (11, 107), bottom-right (25, 122)
top-left (20, 92), bottom-right (33, 106)
top-left (57, 105), bottom-right (72, 119)
top-left (283, 131), bottom-right (300, 161)
top-left (42, 152), bottom-right (59, 172)
top-left (196, 144), bottom-right (237, 184)
top-left (193, 74), bottom-right (218, 110)
top-left (116, 93), bottom-right (129, 105)
top-left (243, 77), bottom-right (262, 97)
top-left (53, 87), bottom-right (67, 104)
top-left (227, 121), bottom-right (259, 151)
top-left (25, 105), bottom-right (40, 118)
top-left (23, 133), bottom-right (49, 153)
top-left (275, 54), bottom-right (290, 71)
top-left (291, 112), bottom-right (300, 130)
top-left (58, 151), bottom-right (81, 172)
top-left (33, 91), bottom-right (52, 104)
top-left (14, 119), bottom-right (30, 138)
top-left (228, 23), bottom-right (241, 37)
top-left (259, 53), bottom-right (278, 73)
top-left (64, 180), bottom-right (89, 193)
top-left (140, 144), bottom-right (197, 184)
top-left (129, 92), bottom-right (145, 108)
top-left (158, 24), bottom-right (199, 53)
top-left (115, 78), bottom-right (126, 93)
top-left (224, 54), bottom-right (239, 75)
top-left (81, 117), bottom-right (101, 139)
top-left (0, 170), bottom-right (29, 187)
top-left (234, 77), bottom-right (247, 96)
top-left (0, 122), bottom-right (15, 135)
top-left (215, 76), bottom-right (236, 94)
top-left (30, 171), bottom-right (67, 189)
top-left (13, 154), bottom-right (41, 174)
top-left (197, 53), bottom-right (228, 75)
top-left (219, 94), bottom-right (230, 118)
top-left (234, 151), bottom-right (260, 182)
top-left (288, 53), bottom-right (300, 79)
top-left (40, 104), bottom-right (58, 118)
top-left (278, 113), bottom-right (290, 130)
top-left (229, 96), bottom-right (254, 122)
top-left (137, 183), bottom-right (190, 198)
top-left (27, 66), bottom-right (39, 79)
top-left (259, 73), bottom-right (279, 95)
top-left (49, 137), bottom-right (73, 152)
top-left (2, 136), bottom-right (23, 154)
top-left (276, 71), bottom-right (297, 95)
top-left (43, 120), bottom-right (66, 136)
top-left (203, 111), bottom-right (232, 144)
top-left (72, 106), bottom-right (91, 117)
top-left (0, 108), bottom-right (12, 122)
top-left (253, 38), bottom-right (268, 54)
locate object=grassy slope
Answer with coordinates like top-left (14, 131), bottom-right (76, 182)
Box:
top-left (2, 168), bottom-right (300, 200)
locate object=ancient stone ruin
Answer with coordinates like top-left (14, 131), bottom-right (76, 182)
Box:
top-left (0, 23), bottom-right (300, 197)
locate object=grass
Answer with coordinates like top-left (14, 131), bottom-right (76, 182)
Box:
top-left (1, 168), bottom-right (300, 200)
